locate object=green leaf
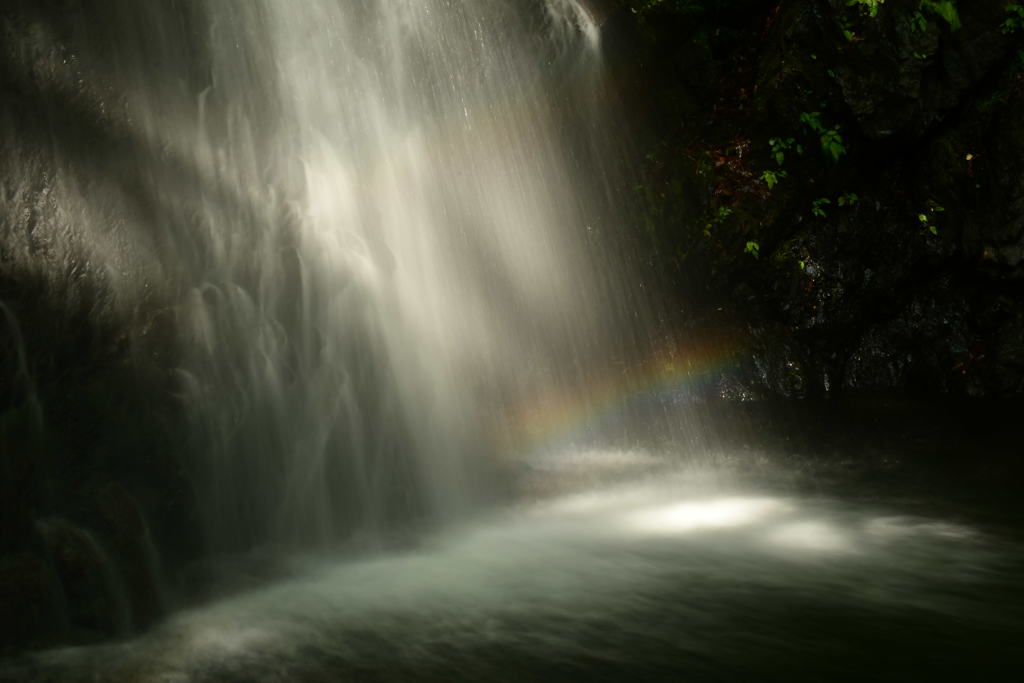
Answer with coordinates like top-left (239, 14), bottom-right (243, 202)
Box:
top-left (919, 0), bottom-right (960, 31)
top-left (847, 0), bottom-right (885, 18)
top-left (769, 137), bottom-right (794, 166)
top-left (800, 111), bottom-right (824, 134)
top-left (760, 169), bottom-right (787, 189)
top-left (820, 128), bottom-right (847, 162)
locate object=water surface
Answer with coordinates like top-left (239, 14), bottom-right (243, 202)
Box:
top-left (6, 447), bottom-right (1020, 682)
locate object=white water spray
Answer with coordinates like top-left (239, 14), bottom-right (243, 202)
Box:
top-left (1, 0), bottom-right (635, 551)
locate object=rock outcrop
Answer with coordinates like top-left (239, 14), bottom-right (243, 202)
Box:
top-left (615, 0), bottom-right (1024, 398)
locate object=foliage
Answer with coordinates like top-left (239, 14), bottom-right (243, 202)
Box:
top-left (819, 129), bottom-right (847, 162)
top-left (800, 112), bottom-right (847, 162)
top-left (811, 198), bottom-right (832, 218)
top-left (917, 203), bottom-right (945, 235)
top-left (799, 111), bottom-right (824, 131)
top-left (836, 14), bottom-right (857, 41)
top-left (760, 169), bottom-right (787, 189)
top-left (703, 206), bottom-right (734, 237)
top-left (910, 10), bottom-right (928, 32)
top-left (847, 0), bottom-right (885, 18)
top-left (611, 0), bottom-right (1024, 399)
top-left (919, 1), bottom-right (961, 31)
top-left (768, 137), bottom-right (799, 166)
top-left (1004, 4), bottom-right (1024, 34)
top-left (918, 213), bottom-right (938, 235)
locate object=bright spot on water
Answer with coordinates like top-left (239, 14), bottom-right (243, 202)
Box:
top-left (626, 497), bottom-right (790, 535)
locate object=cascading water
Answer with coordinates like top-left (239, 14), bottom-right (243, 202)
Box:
top-left (4, 2), bottom-right (1024, 679)
top-left (1, 0), bottom-right (646, 553)
top-left (176, 0), bottom-right (646, 550)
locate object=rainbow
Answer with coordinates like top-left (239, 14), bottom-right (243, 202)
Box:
top-left (494, 334), bottom-right (745, 456)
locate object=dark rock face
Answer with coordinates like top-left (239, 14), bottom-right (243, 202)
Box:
top-left (815, 1), bottom-right (1012, 141)
top-left (37, 518), bottom-right (132, 639)
top-left (0, 551), bottom-right (67, 652)
top-left (0, 292), bottom-right (199, 653)
top-left (0, 332), bottom-right (198, 655)
top-left (0, 0), bottom-right (206, 655)
top-left (618, 0), bottom-right (1024, 398)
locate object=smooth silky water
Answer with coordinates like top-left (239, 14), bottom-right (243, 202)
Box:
top-left (1, 0), bottom-right (1021, 680)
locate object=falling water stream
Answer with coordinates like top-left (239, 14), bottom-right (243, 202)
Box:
top-left (3, 0), bottom-right (645, 549)
top-left (2, 0), bottom-right (1022, 680)
top-left (168, 0), bottom-right (639, 548)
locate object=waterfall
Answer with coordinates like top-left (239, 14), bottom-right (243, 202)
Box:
top-left (1, 0), bottom-right (640, 553)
